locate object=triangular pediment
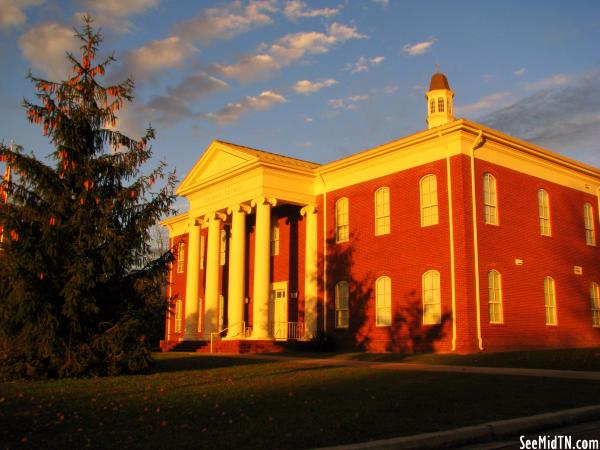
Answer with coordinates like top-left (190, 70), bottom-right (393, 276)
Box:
top-left (177, 141), bottom-right (259, 195)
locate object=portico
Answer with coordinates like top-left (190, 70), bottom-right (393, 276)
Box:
top-left (171, 140), bottom-right (319, 344)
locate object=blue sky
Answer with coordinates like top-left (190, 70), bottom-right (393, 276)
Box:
top-left (1, 0), bottom-right (600, 199)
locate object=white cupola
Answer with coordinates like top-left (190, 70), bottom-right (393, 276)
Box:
top-left (426, 69), bottom-right (455, 129)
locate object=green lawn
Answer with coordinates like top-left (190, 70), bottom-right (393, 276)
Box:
top-left (291, 347), bottom-right (600, 371)
top-left (1, 352), bottom-right (600, 449)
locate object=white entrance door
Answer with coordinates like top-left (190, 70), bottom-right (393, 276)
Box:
top-left (271, 282), bottom-right (288, 340)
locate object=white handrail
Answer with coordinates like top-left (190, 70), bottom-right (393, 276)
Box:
top-left (210, 321), bottom-right (245, 353)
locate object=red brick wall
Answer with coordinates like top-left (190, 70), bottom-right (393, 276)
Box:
top-left (322, 159), bottom-right (454, 353)
top-left (475, 159), bottom-right (600, 351)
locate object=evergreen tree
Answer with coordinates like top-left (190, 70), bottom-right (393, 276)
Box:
top-left (0, 17), bottom-right (176, 379)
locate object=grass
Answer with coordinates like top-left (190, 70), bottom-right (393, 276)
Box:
top-left (289, 347), bottom-right (600, 371)
top-left (1, 352), bottom-right (600, 449)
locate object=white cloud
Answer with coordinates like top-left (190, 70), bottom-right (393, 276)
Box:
top-left (382, 84), bottom-right (398, 94)
top-left (483, 73), bottom-right (493, 80)
top-left (345, 55), bottom-right (384, 73)
top-left (179, 0), bottom-right (276, 43)
top-left (522, 74), bottom-right (570, 91)
top-left (456, 91), bottom-right (517, 115)
top-left (514, 68), bottom-right (526, 76)
top-left (372, 0), bottom-right (389, 7)
top-left (77, 0), bottom-right (159, 33)
top-left (293, 78), bottom-right (337, 95)
top-left (480, 70), bottom-right (600, 163)
top-left (329, 94), bottom-right (369, 110)
top-left (295, 141), bottom-right (313, 148)
top-left (122, 36), bottom-right (197, 77)
top-left (213, 22), bottom-right (366, 82)
top-left (0, 0), bottom-right (43, 29)
top-left (283, 1), bottom-right (339, 20)
top-left (146, 72), bottom-right (228, 124)
top-left (18, 22), bottom-right (79, 80)
top-left (207, 90), bottom-right (286, 124)
top-left (403, 37), bottom-right (437, 56)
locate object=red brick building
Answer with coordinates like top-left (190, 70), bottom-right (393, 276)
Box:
top-left (161, 73), bottom-right (600, 353)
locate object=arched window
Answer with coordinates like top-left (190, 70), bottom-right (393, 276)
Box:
top-left (438, 97), bottom-right (444, 112)
top-left (335, 281), bottom-right (349, 328)
top-left (336, 197), bottom-right (349, 242)
top-left (375, 187), bottom-right (390, 235)
top-left (219, 229), bottom-right (227, 265)
top-left (488, 270), bottom-right (503, 324)
top-left (591, 282), bottom-right (600, 327)
top-left (483, 173), bottom-right (498, 225)
top-left (420, 175), bottom-right (438, 227)
top-left (270, 223), bottom-right (280, 256)
top-left (584, 202), bottom-right (595, 246)
top-left (422, 270), bottom-right (441, 324)
top-left (538, 189), bottom-right (551, 236)
top-left (429, 99), bottom-right (435, 114)
top-left (544, 276), bottom-right (557, 325)
top-left (376, 276), bottom-right (392, 326)
top-left (174, 299), bottom-right (183, 333)
top-left (177, 241), bottom-right (185, 273)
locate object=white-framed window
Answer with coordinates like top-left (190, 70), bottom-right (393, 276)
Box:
top-left (544, 276), bottom-right (557, 326)
top-left (335, 281), bottom-right (349, 328)
top-left (438, 97), bottom-right (444, 113)
top-left (422, 270), bottom-right (441, 324)
top-left (488, 270), bottom-right (503, 324)
top-left (538, 189), bottom-right (551, 236)
top-left (177, 241), bottom-right (185, 273)
top-left (375, 187), bottom-right (390, 236)
top-left (199, 235), bottom-right (205, 270)
top-left (336, 197), bottom-right (349, 243)
top-left (584, 202), bottom-right (595, 246)
top-left (270, 223), bottom-right (280, 256)
top-left (430, 99), bottom-right (435, 114)
top-left (376, 276), bottom-right (392, 326)
top-left (483, 173), bottom-right (498, 225)
top-left (219, 229), bottom-right (227, 266)
top-left (174, 299), bottom-right (183, 333)
top-left (420, 174), bottom-right (438, 227)
top-left (590, 282), bottom-right (600, 327)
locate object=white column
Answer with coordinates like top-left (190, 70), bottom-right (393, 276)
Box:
top-left (226, 204), bottom-right (250, 338)
top-left (184, 219), bottom-right (200, 340)
top-left (203, 212), bottom-right (226, 339)
top-left (301, 204), bottom-right (318, 339)
top-left (250, 197), bottom-right (277, 340)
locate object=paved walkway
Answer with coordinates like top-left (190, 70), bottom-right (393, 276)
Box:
top-left (233, 353), bottom-right (600, 380)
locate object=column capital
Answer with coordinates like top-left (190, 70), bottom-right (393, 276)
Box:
top-left (251, 196), bottom-right (277, 208)
top-left (204, 211), bottom-right (227, 222)
top-left (227, 204), bottom-right (252, 215)
top-left (188, 216), bottom-right (203, 227)
top-left (300, 204), bottom-right (318, 216)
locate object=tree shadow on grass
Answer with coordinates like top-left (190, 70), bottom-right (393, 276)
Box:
top-left (153, 355), bottom-right (277, 373)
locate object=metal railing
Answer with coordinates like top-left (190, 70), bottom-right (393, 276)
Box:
top-left (273, 322), bottom-right (304, 341)
top-left (210, 321), bottom-right (245, 353)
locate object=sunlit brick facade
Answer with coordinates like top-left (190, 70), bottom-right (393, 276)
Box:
top-left (161, 73), bottom-right (600, 353)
